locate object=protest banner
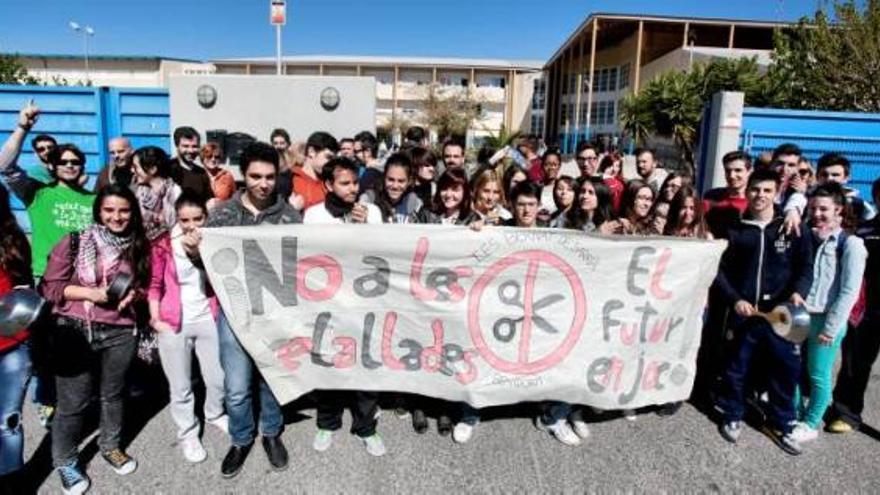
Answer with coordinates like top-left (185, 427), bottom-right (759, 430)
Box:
top-left (199, 224), bottom-right (726, 409)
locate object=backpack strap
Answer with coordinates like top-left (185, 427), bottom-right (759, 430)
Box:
top-left (836, 230), bottom-right (849, 262)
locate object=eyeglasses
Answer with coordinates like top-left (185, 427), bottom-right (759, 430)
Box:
top-left (57, 159), bottom-right (83, 167)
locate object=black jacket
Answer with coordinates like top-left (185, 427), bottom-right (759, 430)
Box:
top-left (714, 215), bottom-right (814, 313)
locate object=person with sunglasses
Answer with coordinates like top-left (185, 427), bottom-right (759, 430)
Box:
top-left (199, 143), bottom-right (235, 206)
top-left (29, 133), bottom-right (57, 184)
top-left (0, 103), bottom-right (95, 280)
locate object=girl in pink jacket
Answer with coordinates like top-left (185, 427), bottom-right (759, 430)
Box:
top-left (148, 192), bottom-right (226, 463)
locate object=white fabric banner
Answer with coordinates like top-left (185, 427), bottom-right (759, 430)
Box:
top-left (199, 224), bottom-right (726, 409)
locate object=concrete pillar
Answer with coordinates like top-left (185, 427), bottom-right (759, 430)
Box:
top-left (699, 91), bottom-right (745, 193)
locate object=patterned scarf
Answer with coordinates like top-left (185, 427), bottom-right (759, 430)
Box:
top-left (136, 178), bottom-right (174, 241)
top-left (74, 224), bottom-right (134, 289)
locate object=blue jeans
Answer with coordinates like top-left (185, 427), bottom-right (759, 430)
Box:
top-left (217, 312), bottom-right (283, 446)
top-left (0, 344), bottom-right (31, 476)
top-left (717, 317), bottom-right (801, 434)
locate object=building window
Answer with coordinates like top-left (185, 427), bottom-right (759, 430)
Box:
top-left (619, 63), bottom-right (630, 90)
top-left (532, 78), bottom-right (546, 110)
top-left (608, 67), bottom-right (618, 92)
top-left (530, 114), bottom-right (545, 135)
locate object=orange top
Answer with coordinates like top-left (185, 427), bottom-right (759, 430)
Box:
top-left (292, 166), bottom-right (326, 210)
top-left (209, 169), bottom-right (236, 201)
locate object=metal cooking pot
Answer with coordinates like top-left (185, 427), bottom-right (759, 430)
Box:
top-left (0, 288), bottom-right (47, 337)
top-left (106, 272), bottom-right (133, 304)
top-left (763, 303), bottom-right (812, 344)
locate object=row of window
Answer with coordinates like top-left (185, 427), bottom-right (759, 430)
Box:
top-left (562, 63), bottom-right (630, 95)
top-left (368, 73), bottom-right (507, 88)
top-left (559, 100), bottom-right (618, 127)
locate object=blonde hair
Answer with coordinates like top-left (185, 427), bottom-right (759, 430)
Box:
top-left (470, 168), bottom-right (506, 210)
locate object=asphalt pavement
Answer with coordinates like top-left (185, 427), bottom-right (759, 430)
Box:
top-left (18, 359), bottom-right (880, 494)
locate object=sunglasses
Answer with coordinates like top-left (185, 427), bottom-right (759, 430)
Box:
top-left (797, 169), bottom-right (812, 177)
top-left (57, 159), bottom-right (83, 167)
top-left (36, 146), bottom-right (54, 152)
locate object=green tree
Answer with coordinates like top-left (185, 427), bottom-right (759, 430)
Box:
top-left (770, 0), bottom-right (880, 111)
top-left (480, 125), bottom-right (522, 150)
top-left (421, 83), bottom-right (485, 140)
top-left (619, 57), bottom-right (771, 168)
top-left (0, 53), bottom-right (39, 85)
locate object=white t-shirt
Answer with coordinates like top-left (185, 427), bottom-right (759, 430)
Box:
top-left (171, 228), bottom-right (213, 324)
top-left (303, 202), bottom-right (384, 224)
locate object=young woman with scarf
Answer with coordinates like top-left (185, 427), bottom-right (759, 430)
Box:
top-left (40, 185), bottom-right (150, 494)
top-left (132, 146), bottom-right (182, 243)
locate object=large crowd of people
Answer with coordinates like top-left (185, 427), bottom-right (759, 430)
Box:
top-left (0, 102), bottom-right (878, 494)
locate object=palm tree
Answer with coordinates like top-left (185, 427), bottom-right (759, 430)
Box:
top-left (619, 91), bottom-right (653, 147)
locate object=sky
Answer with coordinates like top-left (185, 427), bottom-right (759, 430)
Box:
top-left (0, 0), bottom-right (820, 62)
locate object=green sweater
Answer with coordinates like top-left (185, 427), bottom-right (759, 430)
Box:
top-left (3, 166), bottom-right (94, 276)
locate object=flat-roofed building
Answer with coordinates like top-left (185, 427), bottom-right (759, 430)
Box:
top-left (17, 54), bottom-right (215, 87)
top-left (212, 55), bottom-right (543, 144)
top-left (543, 13), bottom-right (785, 150)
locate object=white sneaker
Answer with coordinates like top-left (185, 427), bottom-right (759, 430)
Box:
top-left (547, 419), bottom-right (581, 446)
top-left (207, 415), bottom-right (229, 435)
top-left (312, 429), bottom-right (334, 452)
top-left (181, 436), bottom-right (207, 463)
top-left (452, 422), bottom-right (476, 444)
top-left (623, 409), bottom-right (637, 422)
top-left (362, 434), bottom-right (386, 457)
top-left (790, 422), bottom-right (819, 443)
top-left (569, 410), bottom-right (590, 439)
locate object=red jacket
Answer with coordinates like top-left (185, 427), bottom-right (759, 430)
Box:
top-left (0, 267), bottom-right (28, 353)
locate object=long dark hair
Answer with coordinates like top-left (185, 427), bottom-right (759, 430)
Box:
top-left (0, 186), bottom-right (32, 285)
top-left (375, 153), bottom-right (413, 222)
top-left (621, 179), bottom-right (656, 234)
top-left (565, 177), bottom-right (613, 231)
top-left (431, 168), bottom-right (471, 220)
top-left (134, 146), bottom-right (171, 178)
top-left (664, 185), bottom-right (709, 238)
top-left (92, 185), bottom-right (151, 289)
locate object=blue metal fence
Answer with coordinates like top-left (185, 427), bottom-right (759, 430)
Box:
top-left (739, 107), bottom-right (880, 202)
top-left (0, 84), bottom-right (169, 232)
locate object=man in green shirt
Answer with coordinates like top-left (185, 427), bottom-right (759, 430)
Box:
top-left (0, 103), bottom-right (95, 277)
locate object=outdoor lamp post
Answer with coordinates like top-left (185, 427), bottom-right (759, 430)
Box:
top-left (69, 21), bottom-right (95, 84)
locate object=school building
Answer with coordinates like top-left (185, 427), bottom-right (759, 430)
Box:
top-left (210, 55), bottom-right (543, 145)
top-left (542, 13), bottom-right (781, 149)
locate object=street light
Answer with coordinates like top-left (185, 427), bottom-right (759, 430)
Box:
top-left (69, 21), bottom-right (95, 84)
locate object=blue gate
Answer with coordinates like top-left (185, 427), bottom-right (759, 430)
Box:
top-left (739, 107), bottom-right (880, 202)
top-left (0, 84), bottom-right (169, 232)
